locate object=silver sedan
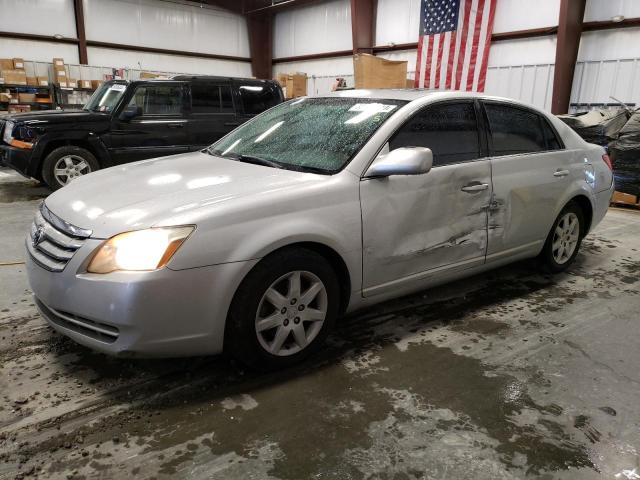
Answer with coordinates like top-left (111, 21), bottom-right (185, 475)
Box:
top-left (25, 90), bottom-right (614, 369)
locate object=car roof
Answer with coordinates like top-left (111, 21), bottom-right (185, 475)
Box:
top-left (319, 89), bottom-right (541, 110)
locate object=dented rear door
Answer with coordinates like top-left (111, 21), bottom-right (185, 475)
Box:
top-left (360, 100), bottom-right (491, 297)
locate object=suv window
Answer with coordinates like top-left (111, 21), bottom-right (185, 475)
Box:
top-left (238, 83), bottom-right (280, 115)
top-left (484, 104), bottom-right (548, 155)
top-left (191, 84), bottom-right (234, 114)
top-left (389, 102), bottom-right (480, 166)
top-left (127, 85), bottom-right (183, 116)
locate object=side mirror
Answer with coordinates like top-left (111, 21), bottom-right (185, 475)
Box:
top-left (120, 105), bottom-right (142, 120)
top-left (365, 147), bottom-right (433, 178)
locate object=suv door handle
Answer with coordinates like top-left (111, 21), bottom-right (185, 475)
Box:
top-left (553, 169), bottom-right (570, 177)
top-left (461, 183), bottom-right (489, 193)
top-left (167, 123), bottom-right (184, 128)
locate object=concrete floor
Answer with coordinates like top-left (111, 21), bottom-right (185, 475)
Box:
top-left (1, 166), bottom-right (639, 480)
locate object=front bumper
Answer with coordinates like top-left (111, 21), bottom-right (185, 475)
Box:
top-left (0, 143), bottom-right (34, 177)
top-left (26, 237), bottom-right (258, 357)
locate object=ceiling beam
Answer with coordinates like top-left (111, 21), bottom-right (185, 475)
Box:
top-left (350, 0), bottom-right (376, 54)
top-left (551, 0), bottom-right (586, 114)
top-left (73, 0), bottom-right (88, 64)
top-left (246, 12), bottom-right (274, 78)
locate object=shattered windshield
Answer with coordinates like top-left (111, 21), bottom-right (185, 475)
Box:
top-left (208, 97), bottom-right (407, 173)
top-left (84, 82), bottom-right (127, 113)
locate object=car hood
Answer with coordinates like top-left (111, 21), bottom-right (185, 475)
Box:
top-left (44, 151), bottom-right (329, 238)
top-left (5, 109), bottom-right (109, 126)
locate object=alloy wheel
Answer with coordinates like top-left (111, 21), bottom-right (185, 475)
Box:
top-left (53, 155), bottom-right (92, 186)
top-left (255, 270), bottom-right (328, 356)
top-left (552, 212), bottom-right (580, 264)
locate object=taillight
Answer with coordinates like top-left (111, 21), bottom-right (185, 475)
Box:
top-left (602, 154), bottom-right (613, 171)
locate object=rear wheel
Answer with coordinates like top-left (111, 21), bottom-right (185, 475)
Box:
top-left (42, 146), bottom-right (99, 190)
top-left (226, 248), bottom-right (340, 371)
top-left (539, 202), bottom-right (584, 273)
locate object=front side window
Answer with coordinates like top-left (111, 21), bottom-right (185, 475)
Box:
top-left (389, 102), bottom-right (480, 166)
top-left (191, 84), bottom-right (234, 114)
top-left (209, 97), bottom-right (407, 173)
top-left (238, 84), bottom-right (282, 115)
top-left (126, 85), bottom-right (183, 116)
top-left (484, 104), bottom-right (547, 155)
top-left (84, 82), bottom-right (126, 113)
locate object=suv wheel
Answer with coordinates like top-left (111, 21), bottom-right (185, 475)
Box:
top-left (226, 248), bottom-right (340, 371)
top-left (539, 202), bottom-right (585, 273)
top-left (42, 146), bottom-right (99, 190)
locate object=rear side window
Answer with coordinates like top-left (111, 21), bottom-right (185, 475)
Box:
top-left (127, 85), bottom-right (182, 115)
top-left (389, 102), bottom-right (480, 166)
top-left (191, 84), bottom-right (234, 114)
top-left (484, 104), bottom-right (547, 155)
top-left (238, 83), bottom-right (281, 115)
top-left (541, 118), bottom-right (562, 150)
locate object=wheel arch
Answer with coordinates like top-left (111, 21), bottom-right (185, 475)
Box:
top-left (36, 135), bottom-right (111, 177)
top-left (568, 194), bottom-right (594, 235)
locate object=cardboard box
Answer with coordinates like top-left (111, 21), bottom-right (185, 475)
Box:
top-left (36, 76), bottom-right (49, 86)
top-left (612, 191), bottom-right (638, 206)
top-left (78, 79), bottom-right (92, 89)
top-left (9, 104), bottom-right (30, 113)
top-left (13, 58), bottom-right (25, 70)
top-left (18, 93), bottom-right (36, 103)
top-left (57, 80), bottom-right (68, 88)
top-left (52, 58), bottom-right (65, 67)
top-left (27, 76), bottom-right (38, 86)
top-left (0, 92), bottom-right (11, 102)
top-left (277, 73), bottom-right (307, 99)
top-left (54, 66), bottom-right (67, 78)
top-left (353, 53), bottom-right (408, 89)
top-left (91, 80), bottom-right (103, 89)
top-left (1, 69), bottom-right (27, 85)
top-left (35, 95), bottom-right (52, 103)
top-left (0, 59), bottom-right (14, 70)
top-left (67, 78), bottom-right (78, 88)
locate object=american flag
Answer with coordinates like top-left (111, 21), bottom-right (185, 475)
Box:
top-left (414, 0), bottom-right (497, 91)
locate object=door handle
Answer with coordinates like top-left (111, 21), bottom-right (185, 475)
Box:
top-left (461, 183), bottom-right (489, 193)
top-left (167, 123), bottom-right (184, 128)
top-left (553, 169), bottom-right (570, 177)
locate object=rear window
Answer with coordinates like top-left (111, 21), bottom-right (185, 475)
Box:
top-left (191, 84), bottom-right (234, 114)
top-left (238, 83), bottom-right (281, 115)
top-left (485, 104), bottom-right (547, 155)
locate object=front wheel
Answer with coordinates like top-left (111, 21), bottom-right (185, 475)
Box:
top-left (225, 248), bottom-right (340, 371)
top-left (539, 202), bottom-right (585, 273)
top-left (42, 146), bottom-right (99, 190)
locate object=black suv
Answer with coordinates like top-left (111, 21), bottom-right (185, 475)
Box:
top-left (0, 76), bottom-right (283, 189)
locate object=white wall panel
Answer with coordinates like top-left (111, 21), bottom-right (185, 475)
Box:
top-left (375, 0), bottom-right (420, 46)
top-left (0, 38), bottom-right (79, 64)
top-left (584, 0), bottom-right (640, 22)
top-left (87, 47), bottom-right (252, 77)
top-left (578, 28), bottom-right (640, 62)
top-left (273, 0), bottom-right (352, 58)
top-left (83, 0), bottom-right (250, 58)
top-left (488, 36), bottom-right (557, 67)
top-left (493, 0), bottom-right (560, 33)
top-left (571, 59), bottom-right (640, 107)
top-left (0, 0), bottom-right (76, 37)
top-left (485, 64), bottom-right (555, 110)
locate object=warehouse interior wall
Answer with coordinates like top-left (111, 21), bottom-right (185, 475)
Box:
top-left (0, 0), bottom-right (252, 76)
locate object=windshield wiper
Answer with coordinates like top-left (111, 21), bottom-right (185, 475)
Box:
top-left (222, 153), bottom-right (285, 170)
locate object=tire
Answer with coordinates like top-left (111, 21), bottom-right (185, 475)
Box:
top-left (225, 247), bottom-right (340, 371)
top-left (42, 146), bottom-right (100, 190)
top-left (539, 201), bottom-right (585, 273)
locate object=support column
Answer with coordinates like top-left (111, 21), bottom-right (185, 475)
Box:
top-left (350, 0), bottom-right (375, 54)
top-left (551, 0), bottom-right (586, 114)
top-left (246, 13), bottom-right (273, 79)
top-left (73, 0), bottom-right (88, 64)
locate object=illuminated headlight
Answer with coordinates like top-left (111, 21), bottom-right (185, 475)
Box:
top-left (87, 226), bottom-right (194, 273)
top-left (2, 120), bottom-right (14, 144)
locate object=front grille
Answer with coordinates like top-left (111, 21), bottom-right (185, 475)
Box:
top-left (26, 204), bottom-right (92, 272)
top-left (35, 297), bottom-right (119, 343)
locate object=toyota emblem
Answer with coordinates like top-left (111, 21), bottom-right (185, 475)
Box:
top-left (32, 225), bottom-right (46, 247)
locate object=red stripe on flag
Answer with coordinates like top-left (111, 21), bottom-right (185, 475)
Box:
top-left (434, 34), bottom-right (445, 88)
top-left (445, 31), bottom-right (457, 89)
top-left (424, 35), bottom-right (434, 88)
top-left (455, 0), bottom-right (472, 90)
top-left (477, 0), bottom-right (497, 92)
top-left (466, 0), bottom-right (486, 91)
top-left (415, 36), bottom-right (424, 88)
